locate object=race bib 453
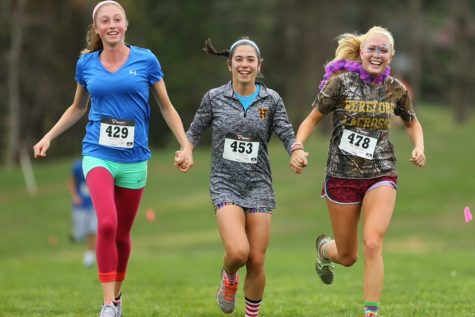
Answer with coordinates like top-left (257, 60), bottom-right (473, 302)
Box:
top-left (223, 133), bottom-right (260, 164)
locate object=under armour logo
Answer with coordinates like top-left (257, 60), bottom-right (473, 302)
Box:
top-left (129, 70), bottom-right (137, 76)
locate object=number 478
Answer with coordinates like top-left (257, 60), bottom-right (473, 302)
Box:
top-left (347, 132), bottom-right (370, 149)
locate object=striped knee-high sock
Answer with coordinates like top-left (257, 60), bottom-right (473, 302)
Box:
top-left (245, 297), bottom-right (262, 317)
top-left (364, 301), bottom-right (379, 317)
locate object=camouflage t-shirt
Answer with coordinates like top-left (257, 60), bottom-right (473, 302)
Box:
top-left (313, 72), bottom-right (416, 179)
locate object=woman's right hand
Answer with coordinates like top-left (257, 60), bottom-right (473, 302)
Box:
top-left (174, 148), bottom-right (194, 173)
top-left (33, 137), bottom-right (51, 158)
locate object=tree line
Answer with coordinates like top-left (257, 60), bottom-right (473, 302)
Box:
top-left (2, 0), bottom-right (474, 167)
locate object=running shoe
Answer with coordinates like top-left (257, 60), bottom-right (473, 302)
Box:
top-left (216, 270), bottom-right (239, 313)
top-left (99, 304), bottom-right (117, 317)
top-left (315, 234), bottom-right (335, 284)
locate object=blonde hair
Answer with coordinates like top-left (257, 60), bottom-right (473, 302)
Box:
top-left (81, 1), bottom-right (128, 54)
top-left (81, 24), bottom-right (103, 53)
top-left (327, 26), bottom-right (395, 66)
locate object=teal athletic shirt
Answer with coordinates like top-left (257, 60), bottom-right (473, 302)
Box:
top-left (75, 45), bottom-right (163, 163)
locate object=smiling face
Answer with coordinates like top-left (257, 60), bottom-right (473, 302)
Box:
top-left (94, 4), bottom-right (128, 47)
top-left (360, 33), bottom-right (393, 77)
top-left (228, 45), bottom-right (261, 87)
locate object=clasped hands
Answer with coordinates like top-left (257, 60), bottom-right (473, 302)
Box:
top-left (174, 143), bottom-right (194, 173)
top-left (290, 149), bottom-right (309, 174)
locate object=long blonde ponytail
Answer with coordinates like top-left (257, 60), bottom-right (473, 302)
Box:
top-left (81, 24), bottom-right (103, 54)
top-left (332, 33), bottom-right (363, 64)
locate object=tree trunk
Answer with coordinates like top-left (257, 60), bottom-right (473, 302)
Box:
top-left (6, 0), bottom-right (27, 168)
top-left (451, 0), bottom-right (473, 123)
top-left (408, 0), bottom-right (422, 103)
top-left (278, 0), bottom-right (343, 124)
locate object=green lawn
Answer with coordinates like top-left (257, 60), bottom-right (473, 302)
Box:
top-left (1, 104), bottom-right (475, 316)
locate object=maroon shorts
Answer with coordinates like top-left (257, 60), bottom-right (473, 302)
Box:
top-left (321, 175), bottom-right (398, 204)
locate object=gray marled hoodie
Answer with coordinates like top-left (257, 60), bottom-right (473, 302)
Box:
top-left (186, 81), bottom-right (296, 209)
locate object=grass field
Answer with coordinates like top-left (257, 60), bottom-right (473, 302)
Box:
top-left (1, 105), bottom-right (475, 317)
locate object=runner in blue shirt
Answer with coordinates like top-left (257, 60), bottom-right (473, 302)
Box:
top-left (68, 158), bottom-right (97, 268)
top-left (33, 2), bottom-right (193, 316)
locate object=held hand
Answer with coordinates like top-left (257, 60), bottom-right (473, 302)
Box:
top-left (174, 148), bottom-right (194, 173)
top-left (290, 150), bottom-right (309, 174)
top-left (410, 147), bottom-right (426, 167)
top-left (33, 138), bottom-right (51, 159)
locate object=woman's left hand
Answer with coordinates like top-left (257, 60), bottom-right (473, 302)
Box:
top-left (290, 150), bottom-right (309, 174)
top-left (410, 147), bottom-right (426, 167)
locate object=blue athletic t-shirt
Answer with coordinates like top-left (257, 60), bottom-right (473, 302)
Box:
top-left (75, 46), bottom-right (163, 163)
top-left (72, 159), bottom-right (93, 209)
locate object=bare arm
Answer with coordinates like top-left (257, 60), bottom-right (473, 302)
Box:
top-left (290, 108), bottom-right (326, 174)
top-left (295, 107), bottom-right (326, 145)
top-left (151, 79), bottom-right (193, 172)
top-left (33, 84), bottom-right (90, 158)
top-left (403, 118), bottom-right (426, 167)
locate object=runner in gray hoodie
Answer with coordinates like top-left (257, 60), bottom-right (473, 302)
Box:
top-left (176, 37), bottom-right (306, 317)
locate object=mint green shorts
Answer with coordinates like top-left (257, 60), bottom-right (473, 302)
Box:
top-left (82, 156), bottom-right (148, 189)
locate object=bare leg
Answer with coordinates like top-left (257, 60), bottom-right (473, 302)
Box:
top-left (114, 281), bottom-right (123, 299)
top-left (361, 186), bottom-right (396, 301)
top-left (244, 212), bottom-right (272, 300)
top-left (324, 200), bottom-right (361, 267)
top-left (101, 282), bottom-right (115, 304)
top-left (216, 205), bottom-right (249, 273)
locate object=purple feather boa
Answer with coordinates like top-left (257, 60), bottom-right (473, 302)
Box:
top-left (319, 59), bottom-right (390, 90)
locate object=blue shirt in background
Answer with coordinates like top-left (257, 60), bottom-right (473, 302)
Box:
top-left (72, 160), bottom-right (93, 209)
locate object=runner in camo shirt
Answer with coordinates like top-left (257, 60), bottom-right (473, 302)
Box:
top-left (178, 37), bottom-right (301, 317)
top-left (290, 26), bottom-right (426, 317)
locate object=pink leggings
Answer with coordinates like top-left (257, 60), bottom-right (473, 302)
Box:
top-left (86, 167), bottom-right (144, 283)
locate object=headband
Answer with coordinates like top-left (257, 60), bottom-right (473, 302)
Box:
top-left (92, 1), bottom-right (124, 20)
top-left (229, 39), bottom-right (260, 55)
